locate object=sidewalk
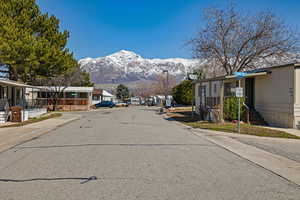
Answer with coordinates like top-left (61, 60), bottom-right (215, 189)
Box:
top-left (0, 113), bottom-right (80, 153)
top-left (165, 115), bottom-right (300, 185)
top-left (266, 127), bottom-right (300, 137)
top-left (192, 128), bottom-right (300, 185)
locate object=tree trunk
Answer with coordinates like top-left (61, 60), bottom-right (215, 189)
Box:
top-left (9, 65), bottom-right (18, 81)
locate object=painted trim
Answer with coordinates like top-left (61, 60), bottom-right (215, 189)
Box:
top-left (225, 72), bottom-right (269, 79)
top-left (195, 63), bottom-right (300, 84)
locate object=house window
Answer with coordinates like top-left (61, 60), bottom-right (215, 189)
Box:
top-left (93, 95), bottom-right (99, 100)
top-left (198, 85), bottom-right (206, 98)
top-left (198, 85), bottom-right (202, 97)
top-left (66, 92), bottom-right (77, 98)
top-left (16, 88), bottom-right (21, 99)
top-left (224, 82), bottom-right (232, 96)
top-left (214, 83), bottom-right (217, 93)
top-left (202, 86), bottom-right (206, 97)
top-left (78, 92), bottom-right (88, 98)
top-left (0, 87), bottom-right (4, 99)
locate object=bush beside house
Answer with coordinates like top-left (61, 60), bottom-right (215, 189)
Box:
top-left (223, 97), bottom-right (245, 121)
top-left (172, 80), bottom-right (193, 105)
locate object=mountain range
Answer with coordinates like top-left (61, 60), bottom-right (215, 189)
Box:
top-left (79, 50), bottom-right (201, 84)
top-left (79, 50), bottom-right (300, 87)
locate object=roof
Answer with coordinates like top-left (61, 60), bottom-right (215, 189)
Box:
top-left (102, 90), bottom-right (113, 97)
top-left (64, 87), bottom-right (94, 92)
top-left (33, 86), bottom-right (94, 93)
top-left (195, 62), bottom-right (300, 83)
top-left (0, 79), bottom-right (41, 88)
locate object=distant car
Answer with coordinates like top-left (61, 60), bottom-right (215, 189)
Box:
top-left (95, 101), bottom-right (116, 108)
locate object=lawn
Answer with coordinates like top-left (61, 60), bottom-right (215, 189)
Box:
top-left (166, 111), bottom-right (300, 139)
top-left (0, 113), bottom-right (62, 128)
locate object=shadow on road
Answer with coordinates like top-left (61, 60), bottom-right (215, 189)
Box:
top-left (0, 176), bottom-right (97, 184)
top-left (14, 143), bottom-right (214, 151)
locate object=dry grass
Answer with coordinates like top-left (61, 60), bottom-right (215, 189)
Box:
top-left (0, 113), bottom-right (62, 128)
top-left (169, 106), bottom-right (192, 112)
top-left (167, 111), bottom-right (300, 139)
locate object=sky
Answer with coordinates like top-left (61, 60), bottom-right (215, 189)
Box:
top-left (36, 0), bottom-right (300, 60)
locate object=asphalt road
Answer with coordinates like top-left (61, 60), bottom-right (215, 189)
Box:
top-left (0, 107), bottom-right (299, 200)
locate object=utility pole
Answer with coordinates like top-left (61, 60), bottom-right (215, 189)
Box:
top-left (192, 82), bottom-right (195, 118)
top-left (163, 70), bottom-right (169, 107)
top-left (188, 73), bottom-right (198, 118)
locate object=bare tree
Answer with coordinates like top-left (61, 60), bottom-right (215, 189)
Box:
top-left (37, 70), bottom-right (82, 111)
top-left (190, 4), bottom-right (300, 75)
top-left (152, 74), bottom-right (176, 95)
top-left (134, 81), bottom-right (155, 98)
top-left (199, 59), bottom-right (225, 79)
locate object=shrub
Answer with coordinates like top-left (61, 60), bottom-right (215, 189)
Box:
top-left (223, 97), bottom-right (245, 121)
top-left (172, 80), bottom-right (193, 105)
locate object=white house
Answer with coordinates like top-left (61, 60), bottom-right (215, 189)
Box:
top-left (102, 90), bottom-right (114, 101)
top-left (0, 79), bottom-right (47, 123)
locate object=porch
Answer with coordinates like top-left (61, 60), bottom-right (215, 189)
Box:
top-left (31, 87), bottom-right (94, 111)
top-left (0, 79), bottom-right (48, 123)
top-left (195, 71), bottom-right (269, 125)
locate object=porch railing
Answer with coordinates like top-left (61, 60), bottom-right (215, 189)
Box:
top-left (0, 99), bottom-right (10, 122)
top-left (16, 99), bottom-right (48, 109)
top-left (205, 97), bottom-right (221, 108)
top-left (243, 102), bottom-right (250, 124)
top-left (0, 99), bottom-right (8, 111)
top-left (37, 98), bottom-right (89, 106)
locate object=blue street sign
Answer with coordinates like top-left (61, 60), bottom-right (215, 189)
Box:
top-left (234, 72), bottom-right (247, 79)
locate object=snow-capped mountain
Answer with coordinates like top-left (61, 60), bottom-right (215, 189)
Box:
top-left (80, 50), bottom-right (300, 85)
top-left (79, 50), bottom-right (200, 84)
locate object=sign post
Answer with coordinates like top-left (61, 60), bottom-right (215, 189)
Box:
top-left (234, 72), bottom-right (247, 133)
top-left (188, 73), bottom-right (198, 118)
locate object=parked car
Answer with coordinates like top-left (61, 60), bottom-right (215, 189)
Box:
top-left (95, 101), bottom-right (116, 108)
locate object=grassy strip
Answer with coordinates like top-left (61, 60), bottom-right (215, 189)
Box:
top-left (0, 113), bottom-right (62, 128)
top-left (167, 111), bottom-right (300, 139)
top-left (169, 106), bottom-right (192, 112)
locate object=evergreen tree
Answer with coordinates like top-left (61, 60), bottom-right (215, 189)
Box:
top-left (172, 80), bottom-right (193, 105)
top-left (71, 68), bottom-right (94, 87)
top-left (0, 0), bottom-right (78, 83)
top-left (116, 84), bottom-right (129, 101)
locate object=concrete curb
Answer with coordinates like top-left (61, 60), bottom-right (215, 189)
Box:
top-left (0, 115), bottom-right (80, 154)
top-left (163, 114), bottom-right (300, 186)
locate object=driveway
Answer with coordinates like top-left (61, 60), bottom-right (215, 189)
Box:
top-left (0, 107), bottom-right (299, 200)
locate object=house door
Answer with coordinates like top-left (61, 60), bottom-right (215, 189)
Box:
top-left (199, 85), bottom-right (206, 107)
top-left (245, 78), bottom-right (255, 108)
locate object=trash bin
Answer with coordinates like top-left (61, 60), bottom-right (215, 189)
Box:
top-left (10, 106), bottom-right (23, 122)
